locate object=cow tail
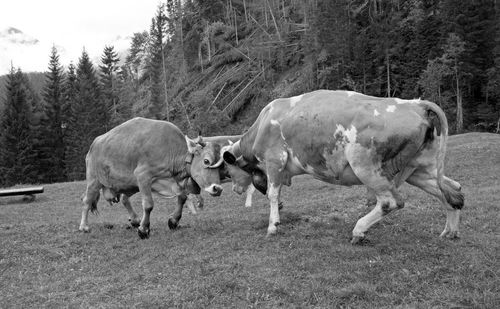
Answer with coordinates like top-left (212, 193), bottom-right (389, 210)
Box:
top-left (421, 100), bottom-right (463, 209)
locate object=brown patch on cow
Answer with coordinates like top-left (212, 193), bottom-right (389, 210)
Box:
top-left (381, 202), bottom-right (391, 215)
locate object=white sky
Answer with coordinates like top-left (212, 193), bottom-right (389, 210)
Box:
top-left (0, 0), bottom-right (160, 73)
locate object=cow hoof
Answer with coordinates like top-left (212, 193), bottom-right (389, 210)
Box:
top-left (440, 230), bottom-right (460, 239)
top-left (168, 218), bottom-right (179, 230)
top-left (129, 219), bottom-right (140, 228)
top-left (138, 227), bottom-right (150, 239)
top-left (350, 235), bottom-right (366, 245)
top-left (266, 223), bottom-right (279, 236)
top-left (79, 226), bottom-right (90, 233)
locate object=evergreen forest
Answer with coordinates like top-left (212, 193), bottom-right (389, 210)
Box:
top-left (1, 0), bottom-right (499, 186)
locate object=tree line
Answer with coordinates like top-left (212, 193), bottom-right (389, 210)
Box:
top-left (1, 0), bottom-right (499, 186)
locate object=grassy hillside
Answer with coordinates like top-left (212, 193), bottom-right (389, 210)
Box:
top-left (1, 133), bottom-right (499, 308)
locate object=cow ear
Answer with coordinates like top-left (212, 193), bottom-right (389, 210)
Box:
top-left (223, 151), bottom-right (236, 165)
top-left (185, 136), bottom-right (202, 154)
top-left (194, 136), bottom-right (206, 147)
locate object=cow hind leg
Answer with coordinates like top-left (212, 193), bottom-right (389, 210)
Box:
top-left (168, 194), bottom-right (187, 230)
top-left (79, 179), bottom-right (101, 232)
top-left (406, 169), bottom-right (464, 239)
top-left (351, 188), bottom-right (403, 244)
top-left (347, 149), bottom-right (405, 244)
top-left (365, 187), bottom-right (377, 207)
top-left (121, 195), bottom-right (140, 228)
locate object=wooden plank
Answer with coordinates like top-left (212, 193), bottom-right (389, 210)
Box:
top-left (0, 186), bottom-right (44, 197)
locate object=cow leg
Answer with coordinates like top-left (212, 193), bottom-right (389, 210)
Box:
top-left (267, 182), bottom-right (283, 236)
top-left (351, 187), bottom-right (403, 244)
top-left (406, 169), bottom-right (463, 239)
top-left (185, 194), bottom-right (203, 215)
top-left (168, 194), bottom-right (187, 230)
top-left (121, 195), bottom-right (140, 228)
top-left (347, 147), bottom-right (404, 244)
top-left (365, 187), bottom-right (377, 207)
top-left (135, 170), bottom-right (154, 239)
top-left (266, 149), bottom-right (287, 236)
top-left (245, 184), bottom-right (256, 207)
top-left (79, 179), bottom-right (101, 232)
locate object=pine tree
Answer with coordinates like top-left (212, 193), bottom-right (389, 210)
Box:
top-left (99, 45), bottom-right (120, 128)
top-left (62, 63), bottom-right (77, 179)
top-left (64, 50), bottom-right (104, 180)
top-left (40, 46), bottom-right (66, 182)
top-left (147, 5), bottom-right (168, 120)
top-left (0, 68), bottom-right (38, 186)
top-left (115, 65), bottom-right (135, 124)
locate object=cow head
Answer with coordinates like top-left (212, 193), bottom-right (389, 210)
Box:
top-left (221, 147), bottom-right (268, 195)
top-left (185, 136), bottom-right (223, 196)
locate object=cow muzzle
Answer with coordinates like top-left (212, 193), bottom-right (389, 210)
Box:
top-left (205, 184), bottom-right (223, 196)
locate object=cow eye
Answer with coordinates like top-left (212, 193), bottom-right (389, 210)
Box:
top-left (203, 158), bottom-right (211, 166)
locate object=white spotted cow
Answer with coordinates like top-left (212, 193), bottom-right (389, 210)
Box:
top-left (222, 90), bottom-right (464, 244)
top-left (79, 117), bottom-right (224, 239)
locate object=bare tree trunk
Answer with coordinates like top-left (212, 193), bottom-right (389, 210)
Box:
top-left (455, 69), bottom-right (463, 133)
top-left (162, 48), bottom-right (169, 121)
top-left (363, 64), bottom-right (366, 93)
top-left (266, 0), bottom-right (281, 41)
top-left (496, 115), bottom-right (500, 133)
top-left (386, 49), bottom-right (390, 97)
top-left (243, 0), bottom-right (248, 23)
top-left (234, 9), bottom-right (239, 45)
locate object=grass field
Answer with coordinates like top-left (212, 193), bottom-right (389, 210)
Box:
top-left (1, 133), bottom-right (499, 308)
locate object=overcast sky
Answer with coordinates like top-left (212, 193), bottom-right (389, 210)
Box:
top-left (0, 0), bottom-right (160, 73)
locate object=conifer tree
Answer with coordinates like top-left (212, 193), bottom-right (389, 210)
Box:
top-left (0, 68), bottom-right (39, 185)
top-left (147, 4), bottom-right (168, 120)
top-left (99, 45), bottom-right (120, 128)
top-left (41, 46), bottom-right (66, 182)
top-left (64, 50), bottom-right (104, 180)
top-left (115, 65), bottom-right (135, 124)
top-left (62, 63), bottom-right (77, 179)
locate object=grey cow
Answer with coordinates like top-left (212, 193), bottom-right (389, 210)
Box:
top-left (79, 117), bottom-right (224, 239)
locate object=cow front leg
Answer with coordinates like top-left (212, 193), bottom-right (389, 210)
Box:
top-left (168, 194), bottom-right (187, 230)
top-left (121, 195), bottom-right (140, 228)
top-left (267, 182), bottom-right (283, 236)
top-left (245, 184), bottom-right (256, 207)
top-left (185, 194), bottom-right (203, 215)
top-left (265, 150), bottom-right (287, 236)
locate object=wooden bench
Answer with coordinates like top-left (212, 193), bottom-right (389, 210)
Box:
top-left (0, 186), bottom-right (44, 202)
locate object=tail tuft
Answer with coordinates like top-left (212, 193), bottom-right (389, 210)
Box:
top-left (442, 180), bottom-right (464, 210)
top-left (90, 199), bottom-right (99, 215)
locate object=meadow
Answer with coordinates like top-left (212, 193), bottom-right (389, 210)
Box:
top-left (1, 133), bottom-right (499, 308)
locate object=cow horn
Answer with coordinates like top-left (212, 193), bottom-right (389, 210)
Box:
top-left (208, 155), bottom-right (224, 168)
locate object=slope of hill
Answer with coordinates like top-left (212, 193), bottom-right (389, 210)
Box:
top-left (0, 133), bottom-right (498, 308)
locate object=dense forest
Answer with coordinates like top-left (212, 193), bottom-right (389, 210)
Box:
top-left (1, 0), bottom-right (499, 186)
